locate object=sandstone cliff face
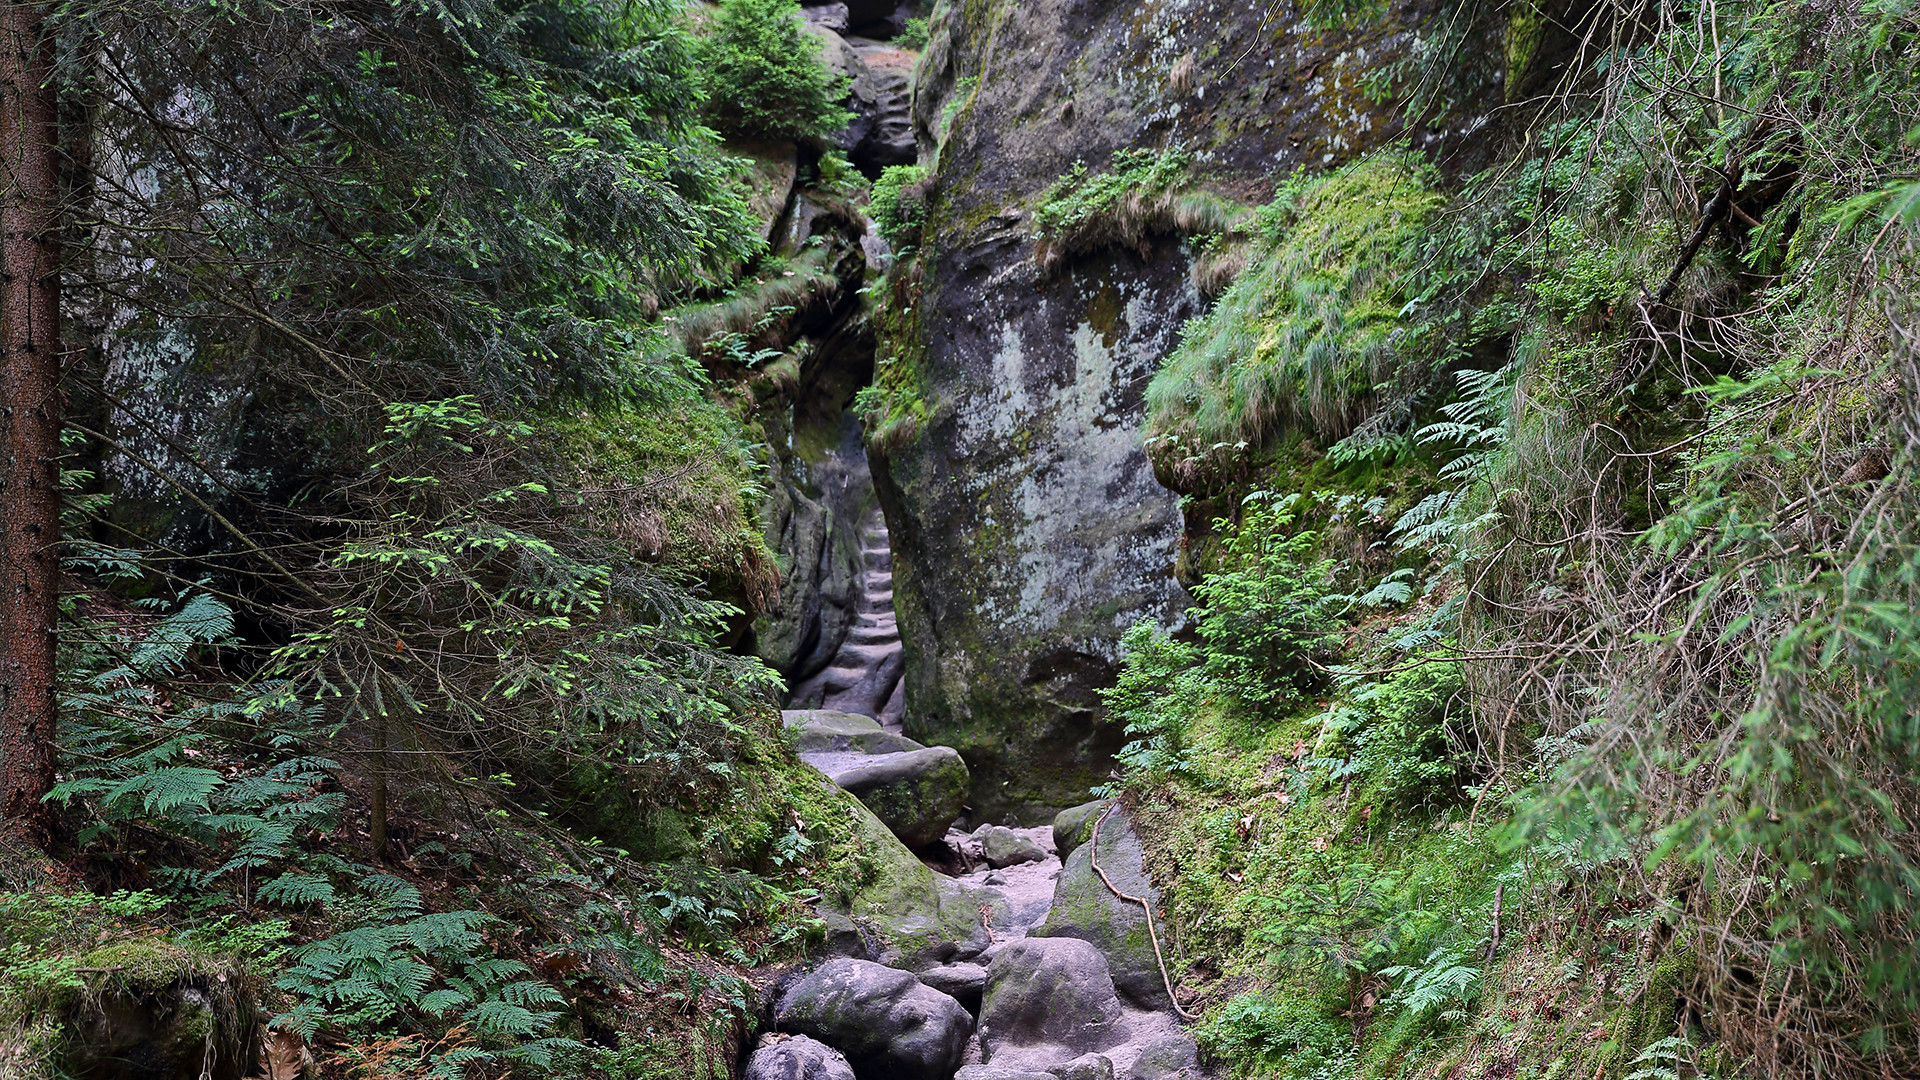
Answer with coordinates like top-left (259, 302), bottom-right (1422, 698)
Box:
top-left (873, 0), bottom-right (1500, 818)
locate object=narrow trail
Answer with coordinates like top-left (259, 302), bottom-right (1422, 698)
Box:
top-left (790, 511), bottom-right (905, 724)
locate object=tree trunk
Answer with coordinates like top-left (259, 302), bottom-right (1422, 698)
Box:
top-left (370, 711), bottom-right (388, 861)
top-left (0, 1), bottom-right (62, 848)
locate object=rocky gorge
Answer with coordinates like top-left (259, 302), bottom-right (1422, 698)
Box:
top-left (6, 0), bottom-right (1915, 1075)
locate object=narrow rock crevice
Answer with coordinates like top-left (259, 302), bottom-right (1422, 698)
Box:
top-left (787, 510), bottom-right (907, 725)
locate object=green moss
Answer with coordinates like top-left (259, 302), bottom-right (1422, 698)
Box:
top-left (539, 380), bottom-right (776, 601)
top-left (0, 894), bottom-right (248, 1080)
top-left (1145, 151), bottom-right (1443, 479)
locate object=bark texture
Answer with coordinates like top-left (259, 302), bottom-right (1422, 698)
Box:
top-left (0, 1), bottom-right (62, 846)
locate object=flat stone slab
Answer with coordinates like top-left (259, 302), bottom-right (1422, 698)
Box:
top-left (784, 709), bottom-right (924, 755)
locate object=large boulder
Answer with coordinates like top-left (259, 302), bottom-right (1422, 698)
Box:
top-left (775, 959), bottom-right (973, 1080)
top-left (828, 787), bottom-right (1006, 971)
top-left (977, 938), bottom-right (1122, 1068)
top-left (1037, 806), bottom-right (1171, 1010)
top-left (1051, 800), bottom-right (1110, 861)
top-left (830, 745), bottom-right (969, 848)
top-left (745, 1034), bottom-right (857, 1080)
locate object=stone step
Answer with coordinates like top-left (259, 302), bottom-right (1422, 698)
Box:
top-left (839, 642), bottom-right (902, 664)
top-left (848, 625), bottom-right (899, 646)
top-left (817, 665), bottom-right (868, 693)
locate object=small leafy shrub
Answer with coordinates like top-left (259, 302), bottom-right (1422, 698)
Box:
top-left (1099, 623), bottom-right (1205, 789)
top-left (1377, 944), bottom-right (1481, 1027)
top-left (275, 873), bottom-right (571, 1071)
top-left (1314, 663), bottom-right (1466, 809)
top-left (1191, 497), bottom-right (1343, 714)
top-left (871, 163), bottom-right (932, 249)
top-left (700, 0), bottom-right (851, 144)
top-left (897, 15), bottom-right (929, 49)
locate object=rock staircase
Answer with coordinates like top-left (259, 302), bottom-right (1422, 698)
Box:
top-left (789, 512), bottom-right (906, 726)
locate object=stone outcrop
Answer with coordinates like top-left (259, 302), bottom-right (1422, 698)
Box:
top-left (788, 709), bottom-right (968, 848)
top-left (788, 516), bottom-right (907, 722)
top-left (919, 961), bottom-right (989, 1014)
top-left (830, 744), bottom-right (970, 848)
top-left (871, 0), bottom-right (1505, 820)
top-left (774, 958), bottom-right (974, 1080)
top-left (808, 28), bottom-right (918, 176)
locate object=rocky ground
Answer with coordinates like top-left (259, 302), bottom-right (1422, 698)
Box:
top-left (768, 707), bottom-right (1209, 1080)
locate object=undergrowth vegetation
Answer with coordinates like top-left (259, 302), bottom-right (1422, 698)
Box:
top-left (1, 0), bottom-right (885, 1074)
top-left (1113, 0), bottom-right (1920, 1077)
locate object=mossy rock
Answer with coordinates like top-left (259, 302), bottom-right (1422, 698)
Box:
top-left (56, 940), bottom-right (256, 1080)
top-left (829, 746), bottom-right (970, 848)
top-left (828, 787), bottom-right (1007, 971)
top-left (1051, 798), bottom-right (1111, 861)
top-left (1036, 805), bottom-right (1171, 1010)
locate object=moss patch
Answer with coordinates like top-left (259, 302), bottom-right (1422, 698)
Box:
top-left (1145, 151), bottom-right (1443, 482)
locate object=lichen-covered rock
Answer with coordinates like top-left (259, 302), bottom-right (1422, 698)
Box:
top-left (979, 825), bottom-right (1049, 868)
top-left (873, 0), bottom-right (1506, 825)
top-left (831, 745), bottom-right (970, 847)
top-left (1037, 806), bottom-right (1170, 1010)
top-left (1050, 1053), bottom-right (1116, 1080)
top-left (978, 938), bottom-right (1123, 1067)
top-left (775, 959), bottom-right (973, 1080)
top-left (745, 1033), bottom-right (858, 1080)
top-left (1051, 800), bottom-right (1110, 861)
top-left (1122, 1033), bottom-right (1202, 1080)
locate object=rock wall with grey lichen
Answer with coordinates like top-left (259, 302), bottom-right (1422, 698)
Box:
top-left (872, 0), bottom-right (1502, 819)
